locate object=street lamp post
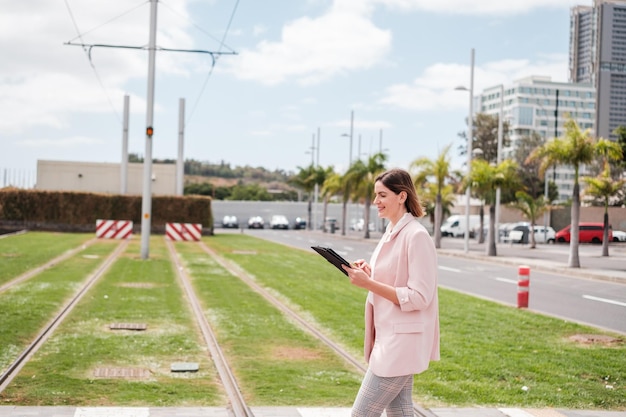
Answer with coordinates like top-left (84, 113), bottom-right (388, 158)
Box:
top-left (495, 84), bottom-right (504, 243)
top-left (341, 110), bottom-right (354, 168)
top-left (455, 48), bottom-right (475, 254)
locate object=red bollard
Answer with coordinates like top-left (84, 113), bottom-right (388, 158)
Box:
top-left (517, 265), bottom-right (530, 308)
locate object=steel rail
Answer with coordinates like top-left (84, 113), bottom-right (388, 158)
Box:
top-left (0, 240), bottom-right (128, 392)
top-left (0, 237), bottom-right (99, 294)
top-left (166, 240), bottom-right (254, 417)
top-left (197, 241), bottom-right (435, 417)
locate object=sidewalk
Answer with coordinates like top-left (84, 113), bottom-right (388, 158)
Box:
top-left (435, 237), bottom-right (626, 284)
top-left (0, 406), bottom-right (624, 417)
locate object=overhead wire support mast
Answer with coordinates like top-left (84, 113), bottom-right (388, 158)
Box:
top-left (64, 42), bottom-right (237, 64)
top-left (65, 0), bottom-right (237, 260)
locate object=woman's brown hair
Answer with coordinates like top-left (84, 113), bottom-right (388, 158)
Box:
top-left (375, 168), bottom-right (425, 218)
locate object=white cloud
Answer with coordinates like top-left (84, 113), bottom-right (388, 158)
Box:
top-left (369, 0), bottom-right (584, 15)
top-left (223, 8), bottom-right (392, 85)
top-left (379, 54), bottom-right (569, 111)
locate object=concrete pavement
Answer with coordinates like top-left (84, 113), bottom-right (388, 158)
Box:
top-left (0, 406), bottom-right (624, 417)
top-left (435, 237), bottom-right (626, 284)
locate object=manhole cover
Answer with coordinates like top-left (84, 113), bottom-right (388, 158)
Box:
top-left (109, 323), bottom-right (147, 331)
top-left (93, 367), bottom-right (151, 379)
top-left (171, 362), bottom-right (199, 372)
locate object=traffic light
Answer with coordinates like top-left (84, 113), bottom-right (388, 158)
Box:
top-left (146, 126), bottom-right (154, 137)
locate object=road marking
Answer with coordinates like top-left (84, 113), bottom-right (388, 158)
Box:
top-left (496, 277), bottom-right (518, 284)
top-left (583, 295), bottom-right (626, 307)
top-left (439, 266), bottom-right (461, 272)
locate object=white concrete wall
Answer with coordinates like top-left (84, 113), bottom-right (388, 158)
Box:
top-left (36, 160), bottom-right (176, 196)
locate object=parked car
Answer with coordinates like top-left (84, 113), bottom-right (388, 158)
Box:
top-left (350, 218), bottom-right (375, 232)
top-left (293, 217), bottom-right (307, 230)
top-left (532, 225), bottom-right (556, 244)
top-left (504, 223), bottom-right (530, 244)
top-left (247, 216), bottom-right (265, 229)
top-left (612, 230), bottom-right (626, 242)
top-left (222, 215), bottom-right (239, 229)
top-left (270, 215), bottom-right (289, 229)
top-left (555, 222), bottom-right (612, 243)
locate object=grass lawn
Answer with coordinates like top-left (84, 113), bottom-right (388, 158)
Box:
top-left (203, 233), bottom-right (626, 410)
top-left (0, 232), bottom-right (623, 409)
top-left (0, 232), bottom-right (93, 286)
top-left (174, 241), bottom-right (362, 406)
top-left (1, 238), bottom-right (222, 406)
top-left (0, 239), bottom-right (119, 375)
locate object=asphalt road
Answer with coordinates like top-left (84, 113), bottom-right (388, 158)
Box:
top-left (225, 228), bottom-right (626, 335)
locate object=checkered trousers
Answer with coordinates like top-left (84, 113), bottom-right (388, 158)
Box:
top-left (351, 368), bottom-right (414, 417)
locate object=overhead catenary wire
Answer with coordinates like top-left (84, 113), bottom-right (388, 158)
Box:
top-left (63, 0), bottom-right (240, 128)
top-left (159, 0), bottom-right (237, 54)
top-left (64, 0), bottom-right (128, 124)
top-left (67, 0), bottom-right (148, 44)
top-left (185, 0), bottom-right (241, 125)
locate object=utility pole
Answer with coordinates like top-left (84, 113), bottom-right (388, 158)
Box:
top-left (121, 95), bottom-right (129, 195)
top-left (140, 0), bottom-right (158, 260)
top-left (65, 1), bottom-right (236, 259)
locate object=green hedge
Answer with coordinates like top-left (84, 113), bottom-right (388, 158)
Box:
top-left (0, 188), bottom-right (213, 234)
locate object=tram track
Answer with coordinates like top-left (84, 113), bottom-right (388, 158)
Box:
top-left (1, 235), bottom-right (433, 416)
top-left (0, 239), bottom-right (128, 392)
top-left (165, 239), bottom-right (254, 417)
top-left (0, 237), bottom-right (99, 294)
top-left (195, 240), bottom-right (435, 417)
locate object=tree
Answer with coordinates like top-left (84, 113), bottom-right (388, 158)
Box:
top-left (420, 183), bottom-right (456, 237)
top-left (458, 113), bottom-right (511, 164)
top-left (463, 158), bottom-right (520, 256)
top-left (527, 117), bottom-right (621, 267)
top-left (320, 169), bottom-right (341, 233)
top-left (410, 144), bottom-right (458, 248)
top-left (290, 164), bottom-right (318, 229)
top-left (344, 153), bottom-right (387, 239)
top-left (509, 191), bottom-right (549, 249)
top-left (512, 132), bottom-right (548, 200)
top-left (582, 140), bottom-right (625, 256)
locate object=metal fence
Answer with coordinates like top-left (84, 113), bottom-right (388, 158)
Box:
top-left (1, 168), bottom-right (36, 189)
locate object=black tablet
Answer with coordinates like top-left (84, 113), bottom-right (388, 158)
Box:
top-left (311, 246), bottom-right (351, 276)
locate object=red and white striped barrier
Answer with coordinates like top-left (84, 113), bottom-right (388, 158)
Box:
top-left (517, 265), bottom-right (530, 308)
top-left (165, 223), bottom-right (202, 241)
top-left (96, 219), bottom-right (133, 239)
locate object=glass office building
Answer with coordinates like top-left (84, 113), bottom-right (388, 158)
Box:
top-left (479, 76), bottom-right (595, 203)
top-left (570, 0), bottom-right (626, 140)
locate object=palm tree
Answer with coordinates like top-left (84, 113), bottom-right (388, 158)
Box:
top-left (420, 183), bottom-right (456, 237)
top-left (320, 169), bottom-right (341, 233)
top-left (463, 158), bottom-right (520, 256)
top-left (509, 191), bottom-right (549, 249)
top-left (528, 118), bottom-right (622, 267)
top-left (410, 144), bottom-right (457, 248)
top-left (344, 153), bottom-right (387, 239)
top-left (290, 164), bottom-right (317, 230)
top-left (582, 139), bottom-right (625, 256)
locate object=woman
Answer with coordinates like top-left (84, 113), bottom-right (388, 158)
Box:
top-left (342, 168), bottom-right (440, 417)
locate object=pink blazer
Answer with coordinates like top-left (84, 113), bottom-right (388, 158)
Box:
top-left (363, 213), bottom-right (440, 377)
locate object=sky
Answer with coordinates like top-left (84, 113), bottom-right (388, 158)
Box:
top-left (0, 0), bottom-right (590, 186)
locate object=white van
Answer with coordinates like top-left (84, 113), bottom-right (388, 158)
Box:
top-left (440, 214), bottom-right (487, 238)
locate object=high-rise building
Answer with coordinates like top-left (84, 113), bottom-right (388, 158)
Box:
top-left (569, 0), bottom-right (626, 139)
top-left (479, 76), bottom-right (595, 203)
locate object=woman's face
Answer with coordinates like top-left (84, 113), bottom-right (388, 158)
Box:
top-left (373, 180), bottom-right (405, 221)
